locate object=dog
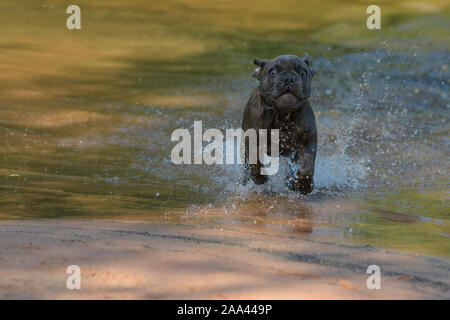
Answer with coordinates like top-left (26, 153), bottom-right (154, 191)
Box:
top-left (242, 54), bottom-right (317, 194)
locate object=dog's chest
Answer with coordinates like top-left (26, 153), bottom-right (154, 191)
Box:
top-left (271, 118), bottom-right (306, 155)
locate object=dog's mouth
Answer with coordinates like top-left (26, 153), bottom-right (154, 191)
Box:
top-left (281, 91), bottom-right (295, 98)
top-left (278, 88), bottom-right (305, 99)
top-left (277, 88), bottom-right (308, 101)
top-left (276, 91), bottom-right (299, 107)
top-left (277, 90), bottom-right (296, 99)
top-left (276, 89), bottom-right (302, 105)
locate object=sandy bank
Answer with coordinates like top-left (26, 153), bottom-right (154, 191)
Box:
top-left (0, 219), bottom-right (448, 299)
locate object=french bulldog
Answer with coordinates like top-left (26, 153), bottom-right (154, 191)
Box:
top-left (242, 54), bottom-right (317, 194)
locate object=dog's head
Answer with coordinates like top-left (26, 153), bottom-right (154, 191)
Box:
top-left (252, 54), bottom-right (315, 110)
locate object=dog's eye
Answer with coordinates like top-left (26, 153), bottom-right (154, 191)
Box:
top-left (269, 69), bottom-right (276, 78)
top-left (299, 70), bottom-right (306, 77)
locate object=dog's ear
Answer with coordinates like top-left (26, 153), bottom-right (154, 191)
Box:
top-left (254, 58), bottom-right (266, 67)
top-left (302, 53), bottom-right (312, 66)
top-left (252, 58), bottom-right (267, 79)
top-left (302, 53), bottom-right (316, 77)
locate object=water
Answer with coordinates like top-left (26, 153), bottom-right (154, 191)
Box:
top-left (0, 0), bottom-right (449, 257)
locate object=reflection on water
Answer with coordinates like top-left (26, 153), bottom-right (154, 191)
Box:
top-left (0, 0), bottom-right (448, 257)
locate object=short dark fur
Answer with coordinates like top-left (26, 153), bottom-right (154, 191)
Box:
top-left (242, 54), bottom-right (317, 194)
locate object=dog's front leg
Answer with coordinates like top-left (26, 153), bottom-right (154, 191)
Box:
top-left (249, 162), bottom-right (268, 184)
top-left (289, 138), bottom-right (317, 194)
top-left (244, 136), bottom-right (268, 185)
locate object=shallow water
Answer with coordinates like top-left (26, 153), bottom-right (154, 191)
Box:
top-left (0, 0), bottom-right (449, 257)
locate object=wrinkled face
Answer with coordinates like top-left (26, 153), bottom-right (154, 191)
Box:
top-left (253, 54), bottom-right (315, 110)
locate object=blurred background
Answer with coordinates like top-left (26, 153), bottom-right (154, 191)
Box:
top-left (0, 0), bottom-right (448, 256)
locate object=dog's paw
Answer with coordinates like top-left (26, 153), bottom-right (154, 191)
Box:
top-left (251, 174), bottom-right (268, 185)
top-left (287, 176), bottom-right (314, 194)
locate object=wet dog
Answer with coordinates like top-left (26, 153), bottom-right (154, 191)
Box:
top-left (242, 54), bottom-right (317, 194)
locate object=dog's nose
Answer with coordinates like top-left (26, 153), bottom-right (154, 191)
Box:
top-left (282, 75), bottom-right (297, 88)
